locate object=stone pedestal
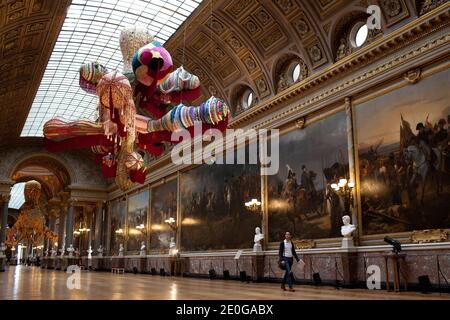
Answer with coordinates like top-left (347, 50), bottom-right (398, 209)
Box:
top-left (169, 257), bottom-right (187, 276)
top-left (0, 256), bottom-right (5, 272)
top-left (251, 253), bottom-right (265, 282)
top-left (125, 257), bottom-right (147, 273)
top-left (341, 237), bottom-right (355, 249)
top-left (41, 257), bottom-right (48, 269)
top-left (62, 257), bottom-right (78, 271)
top-left (81, 257), bottom-right (92, 270)
top-left (55, 257), bottom-right (63, 270)
top-left (338, 251), bottom-right (359, 287)
top-left (253, 243), bottom-right (263, 253)
top-left (91, 257), bottom-right (104, 271)
top-left (112, 257), bottom-right (125, 269)
top-left (47, 257), bottom-right (55, 269)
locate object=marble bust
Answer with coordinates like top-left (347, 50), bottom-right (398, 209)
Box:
top-left (87, 246), bottom-right (93, 259)
top-left (341, 215), bottom-right (356, 249)
top-left (67, 244), bottom-right (75, 257)
top-left (118, 244), bottom-right (124, 257)
top-left (97, 245), bottom-right (104, 257)
top-left (0, 242), bottom-right (6, 257)
top-left (51, 246), bottom-right (58, 257)
top-left (253, 227), bottom-right (264, 252)
top-left (341, 215), bottom-right (356, 238)
top-left (169, 237), bottom-right (177, 256)
top-left (140, 241), bottom-right (146, 257)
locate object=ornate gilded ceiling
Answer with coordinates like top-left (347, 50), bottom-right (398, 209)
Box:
top-left (165, 0), bottom-right (424, 116)
top-left (0, 0), bottom-right (71, 146)
top-left (0, 0), bottom-right (444, 146)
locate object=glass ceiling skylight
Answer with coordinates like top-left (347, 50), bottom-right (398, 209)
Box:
top-left (21, 0), bottom-right (203, 137)
top-left (9, 183), bottom-right (25, 210)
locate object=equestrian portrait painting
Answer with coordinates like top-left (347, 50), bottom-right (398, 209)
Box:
top-left (268, 111), bottom-right (349, 241)
top-left (356, 70), bottom-right (450, 235)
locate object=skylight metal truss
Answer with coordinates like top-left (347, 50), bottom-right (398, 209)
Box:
top-left (21, 0), bottom-right (202, 137)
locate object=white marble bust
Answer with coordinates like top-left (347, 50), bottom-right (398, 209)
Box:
top-left (140, 241), bottom-right (146, 257)
top-left (97, 245), bottom-right (104, 257)
top-left (87, 246), bottom-right (93, 259)
top-left (341, 215), bottom-right (356, 238)
top-left (118, 244), bottom-right (124, 257)
top-left (169, 237), bottom-right (177, 256)
top-left (0, 242), bottom-right (6, 257)
top-left (67, 244), bottom-right (75, 257)
top-left (253, 227), bottom-right (264, 252)
top-left (51, 246), bottom-right (58, 257)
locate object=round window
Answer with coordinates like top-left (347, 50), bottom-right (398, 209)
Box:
top-left (292, 63), bottom-right (301, 83)
top-left (351, 22), bottom-right (368, 48)
top-left (246, 92), bottom-right (254, 108)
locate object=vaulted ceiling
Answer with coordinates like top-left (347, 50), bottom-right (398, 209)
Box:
top-left (0, 0), bottom-right (439, 147)
top-left (165, 0), bottom-right (422, 114)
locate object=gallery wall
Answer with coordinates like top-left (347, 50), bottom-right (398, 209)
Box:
top-left (106, 67), bottom-right (449, 255)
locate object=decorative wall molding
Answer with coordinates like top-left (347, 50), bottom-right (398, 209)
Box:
top-left (411, 229), bottom-right (448, 243)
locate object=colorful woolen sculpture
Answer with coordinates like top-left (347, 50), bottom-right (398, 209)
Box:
top-left (43, 26), bottom-right (229, 191)
top-left (132, 41), bottom-right (173, 87)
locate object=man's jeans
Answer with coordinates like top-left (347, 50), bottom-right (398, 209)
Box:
top-left (282, 257), bottom-right (294, 288)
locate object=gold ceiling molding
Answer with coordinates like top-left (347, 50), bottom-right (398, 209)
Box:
top-left (228, 4), bottom-right (450, 129)
top-left (0, 0), bottom-right (71, 145)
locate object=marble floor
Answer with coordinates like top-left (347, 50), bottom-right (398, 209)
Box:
top-left (0, 266), bottom-right (449, 300)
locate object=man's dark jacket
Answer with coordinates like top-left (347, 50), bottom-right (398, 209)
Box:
top-left (279, 241), bottom-right (300, 262)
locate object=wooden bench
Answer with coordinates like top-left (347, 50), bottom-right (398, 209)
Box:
top-left (111, 268), bottom-right (125, 274)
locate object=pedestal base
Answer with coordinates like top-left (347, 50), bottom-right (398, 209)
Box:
top-left (47, 257), bottom-right (55, 269)
top-left (112, 257), bottom-right (125, 269)
top-left (91, 257), bottom-right (104, 271)
top-left (253, 244), bottom-right (263, 253)
top-left (252, 253), bottom-right (265, 282)
top-left (341, 237), bottom-right (354, 249)
top-left (55, 257), bottom-right (63, 270)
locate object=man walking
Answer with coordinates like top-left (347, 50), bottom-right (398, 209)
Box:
top-left (279, 231), bottom-right (300, 292)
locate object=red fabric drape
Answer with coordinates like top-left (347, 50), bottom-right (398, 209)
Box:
top-left (130, 168), bottom-right (147, 184)
top-left (44, 135), bottom-right (113, 153)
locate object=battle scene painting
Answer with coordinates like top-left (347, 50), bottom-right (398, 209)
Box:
top-left (180, 163), bottom-right (261, 251)
top-left (150, 179), bottom-right (177, 251)
top-left (127, 190), bottom-right (149, 252)
top-left (356, 70), bottom-right (450, 235)
top-left (109, 199), bottom-right (126, 255)
top-left (268, 111), bottom-right (349, 242)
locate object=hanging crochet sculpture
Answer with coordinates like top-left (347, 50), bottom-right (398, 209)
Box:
top-left (43, 26), bottom-right (229, 191)
top-left (6, 181), bottom-right (57, 249)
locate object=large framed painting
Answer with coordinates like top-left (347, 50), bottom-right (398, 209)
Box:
top-left (268, 111), bottom-right (349, 242)
top-left (109, 199), bottom-right (126, 255)
top-left (356, 70), bottom-right (450, 235)
top-left (180, 163), bottom-right (261, 251)
top-left (127, 190), bottom-right (149, 252)
top-left (150, 179), bottom-right (177, 251)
